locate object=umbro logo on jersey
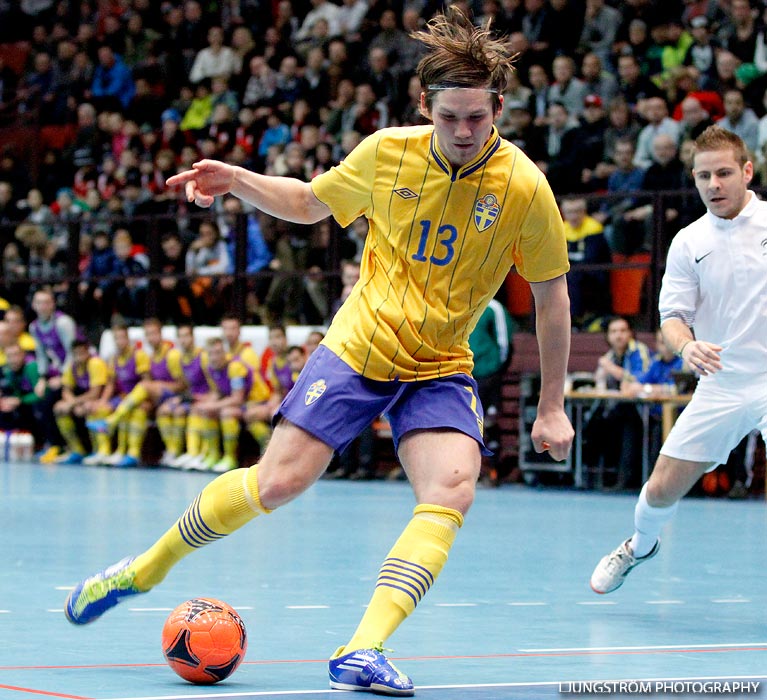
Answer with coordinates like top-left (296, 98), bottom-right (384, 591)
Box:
top-left (694, 251), bottom-right (713, 263)
top-left (761, 238), bottom-right (767, 255)
top-left (305, 379), bottom-right (327, 406)
top-left (393, 187), bottom-right (418, 199)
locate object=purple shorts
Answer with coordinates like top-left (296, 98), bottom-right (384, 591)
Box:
top-left (276, 346), bottom-right (490, 455)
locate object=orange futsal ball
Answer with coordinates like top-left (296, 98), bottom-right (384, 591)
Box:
top-left (161, 597), bottom-right (247, 684)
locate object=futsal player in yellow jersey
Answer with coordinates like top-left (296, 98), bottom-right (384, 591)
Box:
top-left (67, 9), bottom-right (574, 696)
top-left (53, 339), bottom-right (109, 465)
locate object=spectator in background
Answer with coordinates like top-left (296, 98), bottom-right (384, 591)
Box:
top-left (561, 196), bottom-right (611, 326)
top-left (90, 45), bottom-right (135, 112)
top-left (17, 50), bottom-right (64, 124)
top-left (528, 64), bottom-right (551, 126)
top-left (186, 219), bottom-right (231, 323)
top-left (220, 195), bottom-right (273, 316)
top-left (683, 15), bottom-right (720, 88)
top-left (110, 228), bottom-right (149, 325)
top-left (633, 96), bottom-right (681, 169)
top-left (540, 101), bottom-right (580, 194)
top-left (587, 315), bottom-right (652, 490)
top-left (189, 26), bottom-right (238, 84)
top-left (468, 296), bottom-right (514, 483)
top-left (580, 52), bottom-right (619, 105)
top-left (294, 0), bottom-right (341, 45)
top-left (578, 0), bottom-right (621, 67)
top-left (678, 95), bottom-right (715, 142)
top-left (718, 87), bottom-right (759, 156)
top-left (718, 0), bottom-right (758, 65)
top-left (78, 227), bottom-right (117, 331)
top-left (498, 100), bottom-right (547, 163)
top-left (595, 138), bottom-right (646, 253)
top-left (29, 287), bottom-right (76, 463)
top-left (575, 94), bottom-right (610, 192)
top-left (0, 342), bottom-right (45, 448)
top-left (616, 52), bottom-right (663, 110)
top-left (548, 55), bottom-right (588, 119)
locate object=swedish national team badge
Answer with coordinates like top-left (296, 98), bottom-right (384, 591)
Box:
top-left (474, 194), bottom-right (500, 232)
top-left (305, 379), bottom-right (327, 406)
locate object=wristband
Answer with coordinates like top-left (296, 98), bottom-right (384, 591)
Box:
top-left (675, 340), bottom-right (692, 358)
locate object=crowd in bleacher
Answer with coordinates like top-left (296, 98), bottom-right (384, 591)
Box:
top-left (4, 0), bottom-right (767, 332)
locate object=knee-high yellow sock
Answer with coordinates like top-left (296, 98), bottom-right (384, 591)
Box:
top-left (127, 407), bottom-right (148, 459)
top-left (344, 504), bottom-right (463, 653)
top-left (202, 417), bottom-right (220, 460)
top-left (132, 466), bottom-right (272, 590)
top-left (88, 407), bottom-right (112, 455)
top-left (110, 385), bottom-right (149, 425)
top-left (116, 421), bottom-right (128, 455)
top-left (156, 414), bottom-right (176, 454)
top-left (186, 414), bottom-right (202, 455)
top-left (56, 414), bottom-right (86, 454)
top-left (171, 414), bottom-right (186, 455)
top-left (221, 416), bottom-right (240, 459)
top-left (247, 421), bottom-right (271, 451)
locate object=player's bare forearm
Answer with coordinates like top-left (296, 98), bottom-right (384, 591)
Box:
top-left (229, 167), bottom-right (331, 224)
top-left (530, 275), bottom-right (574, 460)
top-left (166, 159), bottom-right (331, 225)
top-left (531, 275), bottom-right (570, 412)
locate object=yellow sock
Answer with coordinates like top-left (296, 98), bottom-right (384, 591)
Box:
top-left (202, 417), bottom-right (220, 460)
top-left (56, 414), bottom-right (85, 454)
top-left (110, 385), bottom-right (149, 425)
top-left (116, 421), bottom-right (128, 455)
top-left (344, 504), bottom-right (463, 653)
top-left (171, 415), bottom-right (186, 455)
top-left (127, 407), bottom-right (148, 459)
top-left (247, 421), bottom-right (271, 451)
top-left (132, 466), bottom-right (271, 590)
top-left (186, 414), bottom-right (202, 456)
top-left (221, 417), bottom-right (240, 459)
top-left (88, 407), bottom-right (112, 454)
top-left (156, 414), bottom-right (175, 454)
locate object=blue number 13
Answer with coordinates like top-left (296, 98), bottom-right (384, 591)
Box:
top-left (412, 220), bottom-right (457, 266)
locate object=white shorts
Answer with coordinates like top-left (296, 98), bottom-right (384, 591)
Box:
top-left (661, 372), bottom-right (767, 466)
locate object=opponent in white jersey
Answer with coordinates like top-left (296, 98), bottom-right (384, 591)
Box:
top-left (591, 125), bottom-right (767, 595)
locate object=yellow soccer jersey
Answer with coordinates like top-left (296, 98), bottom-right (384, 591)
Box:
top-left (311, 125), bottom-right (569, 381)
top-left (18, 332), bottom-right (35, 353)
top-left (227, 342), bottom-right (260, 372)
top-left (63, 356), bottom-right (109, 392)
top-left (150, 345), bottom-right (184, 383)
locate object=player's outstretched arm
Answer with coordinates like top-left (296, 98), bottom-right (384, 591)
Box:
top-left (529, 274), bottom-right (574, 462)
top-left (166, 160), bottom-right (332, 225)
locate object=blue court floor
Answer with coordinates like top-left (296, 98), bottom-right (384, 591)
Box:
top-left (1, 460), bottom-right (766, 700)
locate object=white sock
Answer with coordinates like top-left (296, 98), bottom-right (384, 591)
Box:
top-left (630, 483), bottom-right (678, 558)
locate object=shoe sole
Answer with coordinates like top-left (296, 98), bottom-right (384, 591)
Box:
top-left (329, 680), bottom-right (414, 696)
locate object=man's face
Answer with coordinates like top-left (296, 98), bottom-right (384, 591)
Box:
top-left (562, 201), bottom-right (586, 227)
top-left (221, 320), bottom-right (240, 346)
top-left (5, 311), bottom-right (24, 337)
top-left (607, 319), bottom-right (632, 354)
top-left (73, 345), bottom-right (90, 366)
top-left (114, 328), bottom-right (129, 353)
top-left (6, 345), bottom-right (25, 370)
top-left (32, 292), bottom-right (54, 320)
top-left (144, 323), bottom-right (162, 350)
top-left (287, 348), bottom-right (306, 373)
top-left (177, 327), bottom-right (194, 352)
top-left (693, 148), bottom-right (752, 220)
top-left (724, 91), bottom-right (744, 120)
top-left (426, 88), bottom-right (499, 168)
top-left (208, 342), bottom-right (226, 369)
top-left (269, 328), bottom-right (288, 354)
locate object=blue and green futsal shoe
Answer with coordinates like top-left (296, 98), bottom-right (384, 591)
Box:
top-left (65, 556), bottom-right (145, 625)
top-left (329, 645), bottom-right (414, 696)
